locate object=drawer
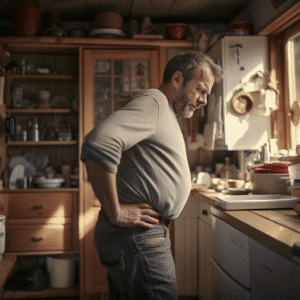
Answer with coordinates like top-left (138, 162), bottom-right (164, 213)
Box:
top-left (249, 238), bottom-right (294, 300)
top-left (8, 192), bottom-right (72, 219)
top-left (6, 224), bottom-right (72, 252)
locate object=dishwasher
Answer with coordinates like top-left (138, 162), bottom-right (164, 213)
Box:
top-left (211, 214), bottom-right (251, 299)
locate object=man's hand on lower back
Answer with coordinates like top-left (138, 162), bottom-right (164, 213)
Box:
top-left (111, 203), bottom-right (161, 228)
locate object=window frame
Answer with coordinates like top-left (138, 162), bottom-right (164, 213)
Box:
top-left (259, 2), bottom-right (300, 150)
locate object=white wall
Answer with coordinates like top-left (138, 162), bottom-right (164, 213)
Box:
top-left (231, 0), bottom-right (299, 34)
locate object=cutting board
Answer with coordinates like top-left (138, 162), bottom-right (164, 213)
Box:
top-left (215, 194), bottom-right (299, 210)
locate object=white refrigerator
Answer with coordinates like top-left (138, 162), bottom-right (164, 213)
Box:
top-left (205, 35), bottom-right (271, 151)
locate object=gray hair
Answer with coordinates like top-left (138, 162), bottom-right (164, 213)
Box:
top-left (162, 51), bottom-right (222, 86)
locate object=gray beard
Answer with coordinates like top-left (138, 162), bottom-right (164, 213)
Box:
top-left (174, 94), bottom-right (194, 118)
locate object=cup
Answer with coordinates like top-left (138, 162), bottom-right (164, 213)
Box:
top-left (142, 17), bottom-right (151, 31)
top-left (38, 90), bottom-right (50, 103)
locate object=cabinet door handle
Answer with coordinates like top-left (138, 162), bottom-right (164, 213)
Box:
top-left (202, 210), bottom-right (208, 216)
top-left (31, 237), bottom-right (43, 242)
top-left (32, 205), bottom-right (45, 210)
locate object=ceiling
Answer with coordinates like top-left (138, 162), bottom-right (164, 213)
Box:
top-left (0, 0), bottom-right (254, 24)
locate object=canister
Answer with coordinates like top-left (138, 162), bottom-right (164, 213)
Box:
top-left (0, 215), bottom-right (5, 254)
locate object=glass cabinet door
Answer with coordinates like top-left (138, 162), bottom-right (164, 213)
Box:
top-left (84, 50), bottom-right (158, 128)
top-left (82, 49), bottom-right (159, 295)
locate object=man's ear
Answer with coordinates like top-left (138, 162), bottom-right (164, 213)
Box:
top-left (172, 71), bottom-right (184, 88)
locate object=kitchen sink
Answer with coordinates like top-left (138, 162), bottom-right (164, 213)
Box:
top-left (215, 194), bottom-right (299, 210)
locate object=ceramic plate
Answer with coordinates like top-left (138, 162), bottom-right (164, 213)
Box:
top-left (89, 28), bottom-right (125, 37)
top-left (9, 164), bottom-right (25, 189)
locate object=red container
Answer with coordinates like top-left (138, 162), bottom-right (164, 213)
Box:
top-left (12, 4), bottom-right (42, 37)
top-left (166, 23), bottom-right (189, 40)
top-left (229, 21), bottom-right (254, 35)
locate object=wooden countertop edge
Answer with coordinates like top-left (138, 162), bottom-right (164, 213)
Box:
top-left (192, 190), bottom-right (300, 260)
top-left (0, 254), bottom-right (17, 291)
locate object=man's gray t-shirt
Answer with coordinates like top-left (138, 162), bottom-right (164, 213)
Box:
top-left (81, 89), bottom-right (191, 219)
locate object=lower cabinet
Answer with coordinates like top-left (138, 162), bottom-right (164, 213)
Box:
top-left (174, 195), bottom-right (214, 298)
top-left (174, 195), bottom-right (199, 296)
top-left (1, 190), bottom-right (79, 299)
top-left (198, 199), bottom-right (213, 300)
top-left (249, 238), bottom-right (295, 300)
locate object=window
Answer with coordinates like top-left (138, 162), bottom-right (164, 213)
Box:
top-left (262, 2), bottom-right (300, 151)
top-left (286, 31), bottom-right (300, 150)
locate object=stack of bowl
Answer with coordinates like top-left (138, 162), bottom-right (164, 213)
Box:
top-left (90, 11), bottom-right (125, 38)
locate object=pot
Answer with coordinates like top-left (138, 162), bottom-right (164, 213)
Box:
top-left (12, 4), bottom-right (42, 37)
top-left (251, 172), bottom-right (290, 194)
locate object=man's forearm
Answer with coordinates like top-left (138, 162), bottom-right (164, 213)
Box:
top-left (85, 160), bottom-right (120, 221)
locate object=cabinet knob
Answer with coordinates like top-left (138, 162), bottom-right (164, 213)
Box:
top-left (31, 237), bottom-right (43, 242)
top-left (32, 205), bottom-right (45, 210)
top-left (202, 210), bottom-right (208, 216)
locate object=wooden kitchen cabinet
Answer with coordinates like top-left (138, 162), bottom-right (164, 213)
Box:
top-left (81, 48), bottom-right (161, 295)
top-left (174, 194), bottom-right (199, 296)
top-left (198, 197), bottom-right (213, 300)
top-left (0, 36), bottom-right (193, 300)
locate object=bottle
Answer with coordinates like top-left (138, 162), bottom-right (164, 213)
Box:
top-left (224, 157), bottom-right (230, 189)
top-left (21, 60), bottom-right (26, 75)
top-left (30, 117), bottom-right (40, 142)
top-left (62, 159), bottom-right (72, 187)
top-left (5, 117), bottom-right (15, 142)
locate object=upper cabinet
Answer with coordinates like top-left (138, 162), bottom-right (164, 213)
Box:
top-left (82, 49), bottom-right (159, 132)
top-left (1, 43), bottom-right (80, 189)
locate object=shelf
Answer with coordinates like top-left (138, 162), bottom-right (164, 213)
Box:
top-left (0, 188), bottom-right (79, 193)
top-left (6, 141), bottom-right (78, 146)
top-left (10, 74), bottom-right (78, 83)
top-left (6, 108), bottom-right (78, 114)
top-left (3, 285), bottom-right (79, 299)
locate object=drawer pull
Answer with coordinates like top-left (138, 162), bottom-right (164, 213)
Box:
top-left (31, 237), bottom-right (43, 242)
top-left (32, 205), bottom-right (45, 210)
top-left (202, 210), bottom-right (208, 216)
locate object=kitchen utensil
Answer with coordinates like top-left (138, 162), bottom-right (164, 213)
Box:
top-left (196, 172), bottom-right (211, 187)
top-left (251, 172), bottom-right (290, 194)
top-left (9, 164), bottom-right (25, 189)
top-left (227, 188), bottom-right (251, 195)
top-left (35, 177), bottom-right (65, 189)
top-left (191, 184), bottom-right (208, 192)
top-left (12, 4), bottom-right (42, 37)
top-left (288, 162), bottom-right (300, 185)
top-left (215, 194), bottom-right (298, 210)
top-left (0, 215), bottom-right (5, 254)
top-left (166, 23), bottom-right (189, 40)
top-left (229, 21), bottom-right (253, 35)
top-left (89, 28), bottom-right (125, 38)
top-left (252, 162), bottom-right (290, 174)
top-left (94, 12), bottom-right (123, 29)
top-left (50, 95), bottom-right (69, 108)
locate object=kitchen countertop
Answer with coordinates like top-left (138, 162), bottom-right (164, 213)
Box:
top-left (192, 190), bottom-right (300, 261)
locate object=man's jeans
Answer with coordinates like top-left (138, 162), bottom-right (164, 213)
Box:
top-left (94, 220), bottom-right (178, 300)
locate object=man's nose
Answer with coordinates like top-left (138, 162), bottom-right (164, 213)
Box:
top-left (197, 95), bottom-right (207, 106)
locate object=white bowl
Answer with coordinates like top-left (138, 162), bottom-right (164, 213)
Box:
top-left (36, 177), bottom-right (65, 189)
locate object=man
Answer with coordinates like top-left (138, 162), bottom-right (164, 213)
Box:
top-left (81, 51), bottom-right (222, 300)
